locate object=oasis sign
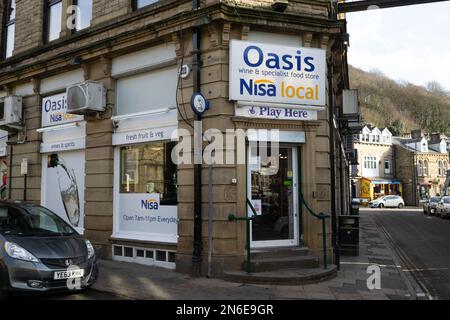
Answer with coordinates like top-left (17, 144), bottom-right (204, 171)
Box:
top-left (230, 40), bottom-right (326, 106)
top-left (42, 93), bottom-right (83, 127)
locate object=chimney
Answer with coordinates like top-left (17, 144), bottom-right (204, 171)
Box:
top-left (430, 133), bottom-right (441, 144)
top-left (411, 129), bottom-right (423, 140)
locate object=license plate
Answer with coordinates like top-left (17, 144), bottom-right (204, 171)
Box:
top-left (54, 269), bottom-right (84, 280)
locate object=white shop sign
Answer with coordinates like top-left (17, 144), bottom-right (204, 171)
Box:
top-left (115, 193), bottom-right (178, 243)
top-left (236, 105), bottom-right (318, 121)
top-left (42, 93), bottom-right (84, 127)
top-left (113, 125), bottom-right (178, 146)
top-left (230, 40), bottom-right (326, 107)
top-left (41, 137), bottom-right (86, 153)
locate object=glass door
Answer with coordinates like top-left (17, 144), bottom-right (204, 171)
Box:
top-left (247, 145), bottom-right (299, 248)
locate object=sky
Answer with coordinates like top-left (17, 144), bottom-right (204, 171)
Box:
top-left (346, 1), bottom-right (450, 91)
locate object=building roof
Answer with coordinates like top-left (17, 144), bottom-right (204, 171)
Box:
top-left (393, 136), bottom-right (447, 155)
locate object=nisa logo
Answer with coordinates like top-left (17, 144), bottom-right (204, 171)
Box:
top-left (240, 79), bottom-right (319, 101)
top-left (141, 198), bottom-right (159, 210)
top-left (240, 79), bottom-right (276, 97)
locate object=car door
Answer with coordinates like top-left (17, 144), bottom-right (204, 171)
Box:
top-left (384, 196), bottom-right (394, 207)
top-left (392, 196), bottom-right (401, 207)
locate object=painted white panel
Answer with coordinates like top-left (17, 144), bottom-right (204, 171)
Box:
top-left (248, 31), bottom-right (302, 47)
top-left (0, 130), bottom-right (8, 157)
top-left (116, 66), bottom-right (178, 115)
top-left (14, 83), bottom-right (34, 96)
top-left (40, 69), bottom-right (84, 94)
top-left (41, 122), bottom-right (86, 153)
top-left (112, 43), bottom-right (176, 76)
top-left (247, 130), bottom-right (306, 143)
top-left (41, 150), bottom-right (85, 235)
top-left (114, 194), bottom-right (178, 244)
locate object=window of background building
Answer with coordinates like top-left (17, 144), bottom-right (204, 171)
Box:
top-left (364, 156), bottom-right (377, 169)
top-left (418, 160), bottom-right (423, 177)
top-left (424, 160), bottom-right (429, 177)
top-left (46, 0), bottom-right (62, 42)
top-left (74, 0), bottom-right (92, 31)
top-left (384, 159), bottom-right (391, 174)
top-left (3, 0), bottom-right (16, 58)
top-left (438, 160), bottom-right (443, 176)
top-left (120, 141), bottom-right (177, 206)
top-left (134, 0), bottom-right (159, 10)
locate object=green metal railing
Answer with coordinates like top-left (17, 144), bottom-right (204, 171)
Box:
top-left (297, 146), bottom-right (330, 270)
top-left (228, 198), bottom-right (257, 274)
top-left (299, 194), bottom-right (330, 270)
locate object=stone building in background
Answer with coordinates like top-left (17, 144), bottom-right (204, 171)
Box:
top-left (0, 0), bottom-right (352, 282)
top-left (394, 130), bottom-right (449, 206)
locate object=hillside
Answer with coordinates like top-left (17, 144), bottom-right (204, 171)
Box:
top-left (349, 66), bottom-right (450, 135)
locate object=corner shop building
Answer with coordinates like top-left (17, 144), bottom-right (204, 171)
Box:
top-left (0, 0), bottom-right (350, 276)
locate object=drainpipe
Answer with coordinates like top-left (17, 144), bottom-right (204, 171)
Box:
top-left (8, 143), bottom-right (13, 200)
top-left (192, 0), bottom-right (203, 276)
top-left (328, 65), bottom-right (340, 270)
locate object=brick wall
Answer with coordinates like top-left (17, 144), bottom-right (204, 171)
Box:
top-left (14, 0), bottom-right (45, 54)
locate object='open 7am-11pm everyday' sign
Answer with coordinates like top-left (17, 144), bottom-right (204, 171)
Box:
top-left (229, 40), bottom-right (326, 107)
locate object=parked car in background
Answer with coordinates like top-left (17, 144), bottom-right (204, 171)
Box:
top-left (436, 196), bottom-right (450, 218)
top-left (0, 201), bottom-right (98, 299)
top-left (369, 195), bottom-right (405, 208)
top-left (423, 197), bottom-right (442, 215)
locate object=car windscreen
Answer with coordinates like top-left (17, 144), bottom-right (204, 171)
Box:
top-left (430, 197), bottom-right (441, 203)
top-left (0, 205), bottom-right (76, 237)
top-left (444, 198), bottom-right (450, 204)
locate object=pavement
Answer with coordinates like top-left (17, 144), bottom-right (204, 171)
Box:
top-left (82, 208), bottom-right (419, 300)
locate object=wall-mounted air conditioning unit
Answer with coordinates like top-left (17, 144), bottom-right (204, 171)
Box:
top-left (66, 81), bottom-right (106, 115)
top-left (0, 96), bottom-right (23, 131)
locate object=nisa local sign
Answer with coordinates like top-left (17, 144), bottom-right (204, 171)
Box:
top-left (42, 93), bottom-right (84, 127)
top-left (230, 40), bottom-right (326, 106)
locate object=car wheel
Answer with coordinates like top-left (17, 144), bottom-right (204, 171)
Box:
top-left (379, 203), bottom-right (384, 208)
top-left (398, 203), bottom-right (404, 209)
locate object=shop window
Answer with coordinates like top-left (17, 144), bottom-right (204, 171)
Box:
top-left (424, 160), bottom-right (429, 177)
top-left (133, 0), bottom-right (158, 10)
top-left (3, 0), bottom-right (15, 59)
top-left (113, 245), bottom-right (123, 256)
top-left (156, 250), bottom-right (166, 262)
top-left (145, 250), bottom-right (154, 259)
top-left (418, 160), bottom-right (423, 177)
top-left (124, 247), bottom-right (134, 257)
top-left (120, 141), bottom-right (177, 206)
top-left (73, 0), bottom-right (92, 31)
top-left (46, 0), bottom-right (62, 42)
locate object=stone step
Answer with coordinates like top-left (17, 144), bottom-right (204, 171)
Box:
top-left (224, 265), bottom-right (338, 286)
top-left (247, 255), bottom-right (319, 272)
top-left (250, 247), bottom-right (310, 260)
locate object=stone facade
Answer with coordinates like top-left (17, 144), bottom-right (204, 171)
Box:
top-left (395, 145), bottom-right (449, 206)
top-left (0, 0), bottom-right (350, 277)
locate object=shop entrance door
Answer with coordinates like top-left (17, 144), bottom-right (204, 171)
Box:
top-left (247, 145), bottom-right (300, 248)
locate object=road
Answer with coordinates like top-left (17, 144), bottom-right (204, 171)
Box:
top-left (9, 289), bottom-right (124, 300)
top-left (362, 207), bottom-right (450, 300)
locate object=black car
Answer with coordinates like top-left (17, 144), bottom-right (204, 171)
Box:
top-left (0, 201), bottom-right (98, 299)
